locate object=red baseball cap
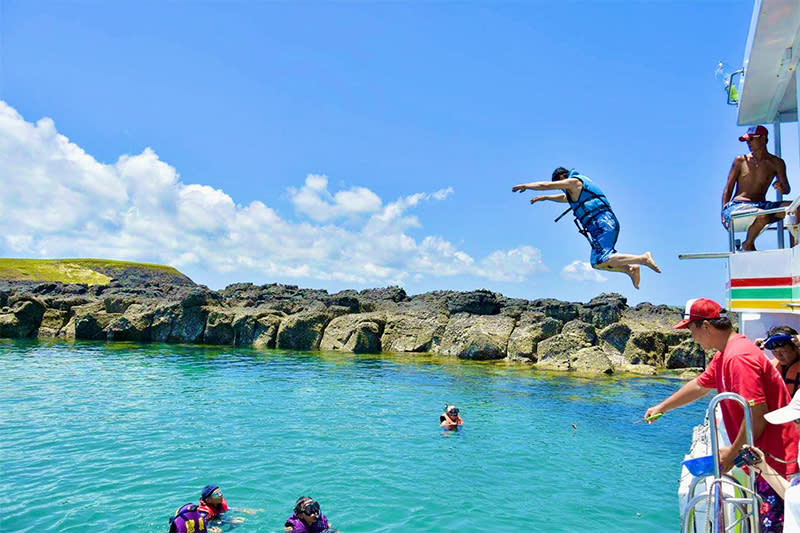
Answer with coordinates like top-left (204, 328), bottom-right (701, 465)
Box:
top-left (673, 298), bottom-right (724, 329)
top-left (739, 125), bottom-right (768, 141)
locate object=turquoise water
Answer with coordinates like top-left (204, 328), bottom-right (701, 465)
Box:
top-left (1, 340), bottom-right (706, 532)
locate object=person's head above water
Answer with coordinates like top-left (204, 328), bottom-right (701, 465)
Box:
top-left (551, 167), bottom-right (570, 181)
top-left (201, 484), bottom-right (222, 503)
top-left (445, 405), bottom-right (459, 416)
top-left (294, 496), bottom-right (321, 525)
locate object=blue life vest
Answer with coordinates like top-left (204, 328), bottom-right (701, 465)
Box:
top-left (566, 171), bottom-right (613, 228)
top-left (169, 503), bottom-right (207, 533)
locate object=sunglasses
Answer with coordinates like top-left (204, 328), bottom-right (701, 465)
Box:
top-left (447, 408), bottom-right (459, 415)
top-left (765, 334), bottom-right (794, 350)
top-left (209, 490), bottom-right (222, 498)
top-left (300, 501), bottom-right (320, 515)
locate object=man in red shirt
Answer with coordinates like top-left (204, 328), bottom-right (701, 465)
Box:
top-left (644, 297), bottom-right (799, 532)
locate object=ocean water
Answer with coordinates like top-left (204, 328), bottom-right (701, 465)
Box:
top-left (1, 339), bottom-right (706, 532)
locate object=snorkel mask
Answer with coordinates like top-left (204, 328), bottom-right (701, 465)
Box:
top-left (300, 500), bottom-right (320, 516)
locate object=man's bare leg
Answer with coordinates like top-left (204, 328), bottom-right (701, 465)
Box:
top-left (743, 214), bottom-right (771, 251)
top-left (742, 205), bottom-right (794, 251)
top-left (601, 252), bottom-right (661, 273)
top-left (627, 265), bottom-right (641, 289)
top-left (597, 263), bottom-right (641, 289)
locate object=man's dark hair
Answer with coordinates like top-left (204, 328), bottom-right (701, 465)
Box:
top-left (691, 316), bottom-right (732, 330)
top-left (294, 496), bottom-right (312, 513)
top-left (552, 167), bottom-right (570, 181)
top-left (767, 325), bottom-right (798, 337)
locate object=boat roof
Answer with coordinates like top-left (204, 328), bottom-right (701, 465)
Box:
top-left (737, 0), bottom-right (800, 125)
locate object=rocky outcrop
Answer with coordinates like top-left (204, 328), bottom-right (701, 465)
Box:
top-left (0, 297), bottom-right (46, 337)
top-left (536, 320), bottom-right (597, 372)
top-left (380, 311), bottom-right (448, 353)
top-left (276, 309), bottom-right (331, 351)
top-left (438, 313), bottom-right (516, 360)
top-left (666, 339), bottom-right (708, 369)
top-left (0, 279), bottom-right (705, 376)
top-left (320, 313), bottom-right (385, 353)
top-left (506, 311), bottom-right (560, 361)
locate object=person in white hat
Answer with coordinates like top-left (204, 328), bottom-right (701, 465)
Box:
top-left (645, 297), bottom-right (800, 531)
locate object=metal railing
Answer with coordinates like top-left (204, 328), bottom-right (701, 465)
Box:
top-left (679, 198), bottom-right (798, 261)
top-left (727, 204), bottom-right (795, 253)
top-left (681, 393), bottom-right (760, 533)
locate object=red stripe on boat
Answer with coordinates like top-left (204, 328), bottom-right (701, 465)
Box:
top-left (729, 277), bottom-right (793, 288)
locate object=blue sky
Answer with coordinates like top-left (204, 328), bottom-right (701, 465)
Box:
top-left (0, 0), bottom-right (791, 306)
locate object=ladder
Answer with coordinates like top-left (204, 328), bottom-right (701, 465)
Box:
top-left (682, 392), bottom-right (762, 532)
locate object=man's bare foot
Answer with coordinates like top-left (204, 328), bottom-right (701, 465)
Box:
top-left (643, 252), bottom-right (661, 273)
top-left (628, 265), bottom-right (641, 289)
top-left (742, 241), bottom-right (757, 251)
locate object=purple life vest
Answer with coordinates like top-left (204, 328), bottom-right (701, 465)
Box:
top-left (169, 503), bottom-right (207, 533)
top-left (284, 512), bottom-right (330, 532)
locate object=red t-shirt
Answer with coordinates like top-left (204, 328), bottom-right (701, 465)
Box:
top-left (696, 334), bottom-right (799, 476)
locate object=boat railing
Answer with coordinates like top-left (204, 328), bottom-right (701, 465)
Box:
top-left (727, 203), bottom-right (797, 253)
top-left (683, 476), bottom-right (760, 533)
top-left (679, 200), bottom-right (798, 260)
top-left (681, 392), bottom-right (760, 533)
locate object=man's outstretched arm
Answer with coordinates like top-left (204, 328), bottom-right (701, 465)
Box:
top-left (644, 378), bottom-right (712, 422)
top-left (513, 178), bottom-right (581, 197)
top-left (530, 193), bottom-right (568, 204)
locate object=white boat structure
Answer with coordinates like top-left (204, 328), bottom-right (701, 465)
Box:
top-left (678, 1), bottom-right (800, 531)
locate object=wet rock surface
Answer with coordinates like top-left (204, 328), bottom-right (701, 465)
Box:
top-left (0, 279), bottom-right (708, 376)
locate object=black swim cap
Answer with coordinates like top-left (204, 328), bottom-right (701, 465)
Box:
top-left (552, 167), bottom-right (570, 181)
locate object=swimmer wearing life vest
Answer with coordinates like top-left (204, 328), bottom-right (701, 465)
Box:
top-left (512, 167), bottom-right (661, 289)
top-left (440, 405), bottom-right (464, 430)
top-left (198, 485), bottom-right (230, 522)
top-left (169, 503), bottom-right (209, 533)
top-left (196, 484), bottom-right (258, 531)
top-left (285, 496), bottom-right (334, 533)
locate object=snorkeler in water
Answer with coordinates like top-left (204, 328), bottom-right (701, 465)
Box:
top-left (440, 405), bottom-right (464, 430)
top-left (285, 496), bottom-right (334, 532)
top-left (195, 484), bottom-right (259, 531)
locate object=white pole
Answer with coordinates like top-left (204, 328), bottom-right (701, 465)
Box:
top-left (775, 119), bottom-right (784, 248)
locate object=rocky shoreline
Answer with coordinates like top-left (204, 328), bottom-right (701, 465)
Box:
top-left (0, 279), bottom-right (707, 376)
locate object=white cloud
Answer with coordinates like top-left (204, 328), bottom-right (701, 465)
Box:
top-left (560, 261), bottom-right (608, 283)
top-left (480, 246), bottom-right (547, 282)
top-left (288, 174), bottom-right (382, 222)
top-left (0, 101), bottom-right (547, 287)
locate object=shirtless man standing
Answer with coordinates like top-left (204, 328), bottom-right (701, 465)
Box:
top-left (721, 125), bottom-right (791, 251)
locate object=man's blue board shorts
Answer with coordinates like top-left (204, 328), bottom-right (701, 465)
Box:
top-left (721, 200), bottom-right (783, 229)
top-left (586, 211), bottom-right (619, 266)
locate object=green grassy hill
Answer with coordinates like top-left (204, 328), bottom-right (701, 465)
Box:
top-left (0, 258), bottom-right (194, 286)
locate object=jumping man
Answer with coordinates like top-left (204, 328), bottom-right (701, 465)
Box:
top-left (512, 167), bottom-right (660, 289)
